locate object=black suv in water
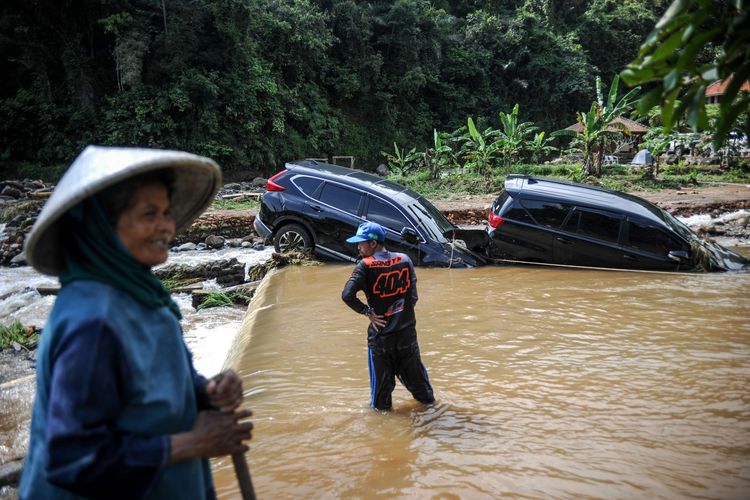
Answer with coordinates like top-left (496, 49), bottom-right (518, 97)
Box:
top-left (486, 175), bottom-right (748, 271)
top-left (254, 160), bottom-right (487, 267)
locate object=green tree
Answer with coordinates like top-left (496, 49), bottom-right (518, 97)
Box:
top-left (621, 0), bottom-right (750, 147)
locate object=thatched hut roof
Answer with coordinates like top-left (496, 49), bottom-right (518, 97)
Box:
top-left (565, 116), bottom-right (649, 134)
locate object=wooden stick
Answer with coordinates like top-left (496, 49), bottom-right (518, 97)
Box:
top-left (232, 453), bottom-right (256, 500)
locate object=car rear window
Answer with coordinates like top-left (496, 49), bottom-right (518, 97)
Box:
top-left (366, 196), bottom-right (410, 233)
top-left (319, 183), bottom-right (363, 215)
top-left (292, 176), bottom-right (323, 197)
top-left (563, 209), bottom-right (621, 242)
top-left (520, 198), bottom-right (572, 228)
top-left (627, 219), bottom-right (685, 255)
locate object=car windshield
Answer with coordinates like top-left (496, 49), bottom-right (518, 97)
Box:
top-left (415, 196), bottom-right (454, 233)
top-left (658, 207), bottom-right (700, 243)
top-left (408, 198), bottom-right (453, 243)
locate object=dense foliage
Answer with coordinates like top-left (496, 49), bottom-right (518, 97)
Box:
top-left (0, 0), bottom-right (670, 179)
top-left (622, 0), bottom-right (750, 147)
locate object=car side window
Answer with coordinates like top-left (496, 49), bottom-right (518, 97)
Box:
top-left (319, 183), bottom-right (363, 215)
top-left (367, 196), bottom-right (410, 233)
top-left (563, 209), bottom-right (621, 242)
top-left (627, 219), bottom-right (684, 255)
top-left (520, 199), bottom-right (571, 227)
top-left (292, 176), bottom-right (323, 197)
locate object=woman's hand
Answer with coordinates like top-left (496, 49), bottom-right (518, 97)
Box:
top-left (169, 409), bottom-right (253, 463)
top-left (205, 369), bottom-right (243, 412)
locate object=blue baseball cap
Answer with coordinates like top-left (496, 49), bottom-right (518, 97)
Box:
top-left (346, 221), bottom-right (386, 243)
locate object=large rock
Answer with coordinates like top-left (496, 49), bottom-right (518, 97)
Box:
top-left (204, 235), bottom-right (225, 249)
top-left (1, 186), bottom-right (22, 199)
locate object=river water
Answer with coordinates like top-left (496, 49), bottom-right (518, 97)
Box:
top-left (211, 262), bottom-right (750, 499)
top-left (1, 242), bottom-right (750, 498)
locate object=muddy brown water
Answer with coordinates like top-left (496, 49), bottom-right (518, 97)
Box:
top-left (209, 263), bottom-right (750, 499)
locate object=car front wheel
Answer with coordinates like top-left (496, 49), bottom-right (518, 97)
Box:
top-left (273, 223), bottom-right (313, 253)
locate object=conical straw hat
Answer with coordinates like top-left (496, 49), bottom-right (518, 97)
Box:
top-left (24, 145), bottom-right (222, 276)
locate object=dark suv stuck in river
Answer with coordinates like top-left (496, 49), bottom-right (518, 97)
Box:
top-left (486, 175), bottom-right (748, 272)
top-left (254, 160), bottom-right (487, 267)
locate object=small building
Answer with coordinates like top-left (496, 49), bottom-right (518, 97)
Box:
top-left (705, 77), bottom-right (750, 105)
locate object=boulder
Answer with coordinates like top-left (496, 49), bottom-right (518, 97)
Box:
top-left (204, 235), bottom-right (225, 249)
top-left (1, 186), bottom-right (23, 199)
top-left (375, 164), bottom-right (390, 176)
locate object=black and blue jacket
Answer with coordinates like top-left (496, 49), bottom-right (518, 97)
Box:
top-left (342, 249), bottom-right (419, 349)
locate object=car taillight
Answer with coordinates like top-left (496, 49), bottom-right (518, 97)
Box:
top-left (266, 169), bottom-right (287, 192)
top-left (488, 211), bottom-right (504, 229)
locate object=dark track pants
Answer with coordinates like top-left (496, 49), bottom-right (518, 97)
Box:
top-left (367, 342), bottom-right (434, 411)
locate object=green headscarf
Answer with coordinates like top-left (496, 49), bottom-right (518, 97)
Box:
top-left (59, 196), bottom-right (182, 320)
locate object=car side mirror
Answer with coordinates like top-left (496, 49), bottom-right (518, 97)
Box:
top-left (400, 227), bottom-right (420, 244)
top-left (668, 250), bottom-right (689, 262)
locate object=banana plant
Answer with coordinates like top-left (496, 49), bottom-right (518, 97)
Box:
top-left (381, 142), bottom-right (421, 176)
top-left (459, 117), bottom-right (502, 179)
top-left (641, 126), bottom-right (675, 177)
top-left (528, 131), bottom-right (557, 164)
top-left (553, 75), bottom-right (641, 177)
top-left (425, 129), bottom-right (458, 179)
top-left (496, 104), bottom-right (537, 168)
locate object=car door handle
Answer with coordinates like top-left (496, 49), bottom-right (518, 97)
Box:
top-left (309, 204), bottom-right (321, 212)
top-left (555, 237), bottom-right (572, 244)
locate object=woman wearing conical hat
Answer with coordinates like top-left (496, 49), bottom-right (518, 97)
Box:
top-left (19, 146), bottom-right (253, 499)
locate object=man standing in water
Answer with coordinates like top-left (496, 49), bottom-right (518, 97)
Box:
top-left (341, 222), bottom-right (435, 411)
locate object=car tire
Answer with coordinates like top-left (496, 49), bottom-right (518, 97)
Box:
top-left (273, 223), bottom-right (313, 253)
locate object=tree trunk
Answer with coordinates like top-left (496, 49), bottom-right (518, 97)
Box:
top-left (593, 148), bottom-right (603, 177)
top-left (583, 145), bottom-right (595, 176)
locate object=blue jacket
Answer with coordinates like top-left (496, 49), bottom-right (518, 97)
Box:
top-left (20, 281), bottom-right (214, 499)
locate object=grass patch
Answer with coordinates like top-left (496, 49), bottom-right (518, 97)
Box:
top-left (196, 291), bottom-right (235, 310)
top-left (161, 276), bottom-right (203, 291)
top-left (0, 321), bottom-right (40, 351)
top-left (210, 198), bottom-right (260, 210)
top-left (0, 200), bottom-right (44, 224)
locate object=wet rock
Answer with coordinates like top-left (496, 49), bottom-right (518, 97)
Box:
top-left (5, 215), bottom-right (24, 228)
top-left (0, 459), bottom-right (23, 488)
top-left (9, 252), bottom-right (26, 267)
top-left (223, 182), bottom-right (243, 192)
top-left (1, 186), bottom-right (22, 199)
top-left (205, 235), bottom-right (225, 249)
top-left (251, 177), bottom-right (267, 188)
top-left (226, 238), bottom-right (243, 248)
top-left (241, 241), bottom-right (253, 248)
top-left (155, 257), bottom-right (246, 287)
top-left (174, 213), bottom-right (256, 244)
top-left (174, 242), bottom-right (197, 252)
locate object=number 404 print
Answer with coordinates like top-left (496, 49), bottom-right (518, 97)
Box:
top-left (372, 268), bottom-right (411, 297)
